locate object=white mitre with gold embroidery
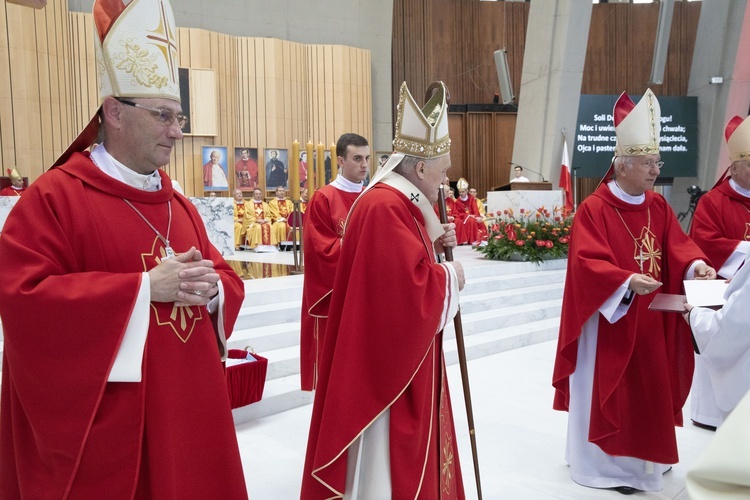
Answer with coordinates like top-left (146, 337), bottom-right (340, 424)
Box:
top-left (53, 0), bottom-right (180, 167)
top-left (725, 115), bottom-right (750, 162)
top-left (613, 88), bottom-right (661, 157)
top-left (456, 178), bottom-right (469, 191)
top-left (368, 81), bottom-right (451, 189)
top-left (95, 0), bottom-right (180, 102)
top-left (392, 81), bottom-right (450, 159)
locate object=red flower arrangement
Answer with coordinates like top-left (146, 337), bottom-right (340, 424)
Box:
top-left (476, 206), bottom-right (573, 264)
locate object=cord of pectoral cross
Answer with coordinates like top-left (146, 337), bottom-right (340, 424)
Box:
top-left (614, 207), bottom-right (651, 273)
top-left (123, 199), bottom-right (175, 259)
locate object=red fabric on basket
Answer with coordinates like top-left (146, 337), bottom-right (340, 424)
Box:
top-left (226, 350), bottom-right (268, 409)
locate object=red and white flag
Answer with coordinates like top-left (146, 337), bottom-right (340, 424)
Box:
top-left (559, 140), bottom-right (574, 212)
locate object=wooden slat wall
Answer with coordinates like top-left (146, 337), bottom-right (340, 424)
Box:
top-left (393, 0), bottom-right (700, 201)
top-left (0, 6), bottom-right (372, 198)
top-left (0, 1), bottom-right (75, 179)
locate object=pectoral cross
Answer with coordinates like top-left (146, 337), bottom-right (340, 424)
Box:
top-left (634, 247), bottom-right (648, 273)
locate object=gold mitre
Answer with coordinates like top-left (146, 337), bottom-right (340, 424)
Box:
top-left (457, 178), bottom-right (469, 191)
top-left (725, 115), bottom-right (750, 162)
top-left (7, 167), bottom-right (22, 181)
top-left (95, 0), bottom-right (181, 103)
top-left (613, 89), bottom-right (661, 157)
top-left (392, 81), bottom-right (451, 159)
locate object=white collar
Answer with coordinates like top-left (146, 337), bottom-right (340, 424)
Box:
top-left (608, 180), bottom-right (645, 205)
top-left (379, 171), bottom-right (444, 243)
top-left (91, 145), bottom-right (162, 192)
top-left (331, 174), bottom-right (364, 193)
top-left (459, 194), bottom-right (469, 201)
top-left (729, 178), bottom-right (750, 198)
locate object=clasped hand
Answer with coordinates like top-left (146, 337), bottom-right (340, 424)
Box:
top-left (149, 247), bottom-right (220, 307)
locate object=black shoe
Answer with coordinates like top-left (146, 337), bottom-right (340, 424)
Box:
top-left (611, 486), bottom-right (637, 495)
top-left (691, 419), bottom-right (717, 432)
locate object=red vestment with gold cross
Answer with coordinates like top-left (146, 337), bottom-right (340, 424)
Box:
top-left (553, 184), bottom-right (708, 463)
top-left (0, 153), bottom-right (247, 498)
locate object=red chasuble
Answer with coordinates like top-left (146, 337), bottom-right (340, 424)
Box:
top-left (0, 186), bottom-right (25, 196)
top-left (690, 178), bottom-right (750, 269)
top-left (453, 195), bottom-right (487, 244)
top-left (552, 184), bottom-right (708, 464)
top-left (301, 184), bottom-right (464, 499)
top-left (0, 153), bottom-right (247, 498)
top-left (299, 183), bottom-right (361, 391)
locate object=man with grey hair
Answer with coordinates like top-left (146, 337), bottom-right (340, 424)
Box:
top-left (553, 89), bottom-right (714, 495)
top-left (302, 82), bottom-right (466, 498)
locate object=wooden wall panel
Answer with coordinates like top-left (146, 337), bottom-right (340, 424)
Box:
top-left (447, 113), bottom-right (464, 183)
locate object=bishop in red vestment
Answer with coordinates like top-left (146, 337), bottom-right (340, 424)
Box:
top-left (0, 1), bottom-right (248, 497)
top-left (302, 81), bottom-right (466, 498)
top-left (300, 133), bottom-right (368, 391)
top-left (0, 167), bottom-right (26, 196)
top-left (552, 89), bottom-right (714, 494)
top-left (454, 180), bottom-right (487, 245)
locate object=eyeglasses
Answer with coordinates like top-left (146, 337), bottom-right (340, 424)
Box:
top-left (117, 99), bottom-right (188, 130)
top-left (642, 160), bottom-right (664, 169)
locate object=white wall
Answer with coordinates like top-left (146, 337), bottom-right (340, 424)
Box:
top-left (68, 0), bottom-right (395, 152)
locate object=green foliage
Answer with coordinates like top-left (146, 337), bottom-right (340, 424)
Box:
top-left (475, 206), bottom-right (573, 264)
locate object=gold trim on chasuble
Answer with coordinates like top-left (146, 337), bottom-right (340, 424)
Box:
top-left (440, 376), bottom-right (457, 496)
top-left (141, 235), bottom-right (203, 343)
top-left (745, 222), bottom-right (750, 241)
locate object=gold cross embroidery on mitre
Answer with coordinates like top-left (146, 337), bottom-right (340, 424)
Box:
top-left (146, 0), bottom-right (179, 84)
top-left (634, 227), bottom-right (662, 278)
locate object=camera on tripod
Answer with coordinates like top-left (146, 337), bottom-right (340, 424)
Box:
top-left (678, 185), bottom-right (706, 224)
top-left (687, 185), bottom-right (705, 207)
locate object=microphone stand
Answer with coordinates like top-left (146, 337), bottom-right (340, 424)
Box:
top-left (437, 186), bottom-right (483, 500)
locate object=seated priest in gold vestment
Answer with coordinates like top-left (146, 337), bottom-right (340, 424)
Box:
top-left (245, 187), bottom-right (273, 249)
top-left (269, 186), bottom-right (294, 245)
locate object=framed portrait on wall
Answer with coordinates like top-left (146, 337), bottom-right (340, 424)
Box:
top-left (264, 148), bottom-right (288, 192)
top-left (234, 147), bottom-right (259, 191)
top-left (376, 151), bottom-right (391, 169)
top-left (324, 150), bottom-right (332, 186)
top-left (202, 146), bottom-right (229, 191)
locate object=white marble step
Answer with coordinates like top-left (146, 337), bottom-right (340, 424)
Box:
top-left (458, 283), bottom-right (564, 314)
top-left (462, 269), bottom-right (565, 294)
top-left (231, 317), bottom-right (563, 424)
top-left (229, 291), bottom-right (563, 358)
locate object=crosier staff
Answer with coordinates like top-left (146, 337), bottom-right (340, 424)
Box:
top-left (437, 185), bottom-right (483, 500)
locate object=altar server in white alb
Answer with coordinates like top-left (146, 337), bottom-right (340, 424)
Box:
top-left (684, 250), bottom-right (750, 428)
